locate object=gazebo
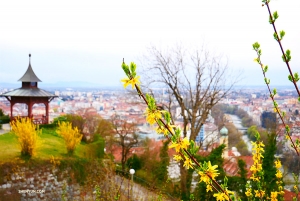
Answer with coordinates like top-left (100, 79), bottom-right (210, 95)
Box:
top-left (1, 54), bottom-right (57, 124)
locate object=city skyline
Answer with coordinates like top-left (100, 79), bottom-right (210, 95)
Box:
top-left (0, 0), bottom-right (299, 87)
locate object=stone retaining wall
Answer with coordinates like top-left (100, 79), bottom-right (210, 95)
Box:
top-left (0, 165), bottom-right (89, 201)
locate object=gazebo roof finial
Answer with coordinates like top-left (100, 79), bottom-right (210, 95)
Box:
top-left (18, 54), bottom-right (42, 82)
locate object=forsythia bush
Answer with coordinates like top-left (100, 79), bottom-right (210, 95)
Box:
top-left (56, 121), bottom-right (82, 155)
top-left (11, 117), bottom-right (41, 157)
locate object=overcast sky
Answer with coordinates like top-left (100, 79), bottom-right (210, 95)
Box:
top-left (0, 0), bottom-right (299, 88)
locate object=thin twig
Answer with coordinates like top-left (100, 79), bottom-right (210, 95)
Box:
top-left (255, 50), bottom-right (299, 155)
top-left (265, 1), bottom-right (300, 96)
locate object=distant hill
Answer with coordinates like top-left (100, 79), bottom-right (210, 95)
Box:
top-left (0, 81), bottom-right (122, 91)
top-left (40, 81), bottom-right (102, 88)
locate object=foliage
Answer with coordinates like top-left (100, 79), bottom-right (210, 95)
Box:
top-left (56, 114), bottom-right (111, 143)
top-left (126, 154), bottom-right (142, 171)
top-left (10, 117), bottom-right (41, 157)
top-left (84, 134), bottom-right (105, 158)
top-left (226, 123), bottom-right (249, 154)
top-left (64, 114), bottom-right (85, 134)
top-left (111, 114), bottom-right (139, 172)
top-left (39, 123), bottom-right (57, 129)
top-left (261, 111), bottom-right (277, 129)
top-left (262, 132), bottom-right (278, 196)
top-left (58, 158), bottom-right (89, 185)
top-left (83, 114), bottom-right (102, 142)
top-left (156, 140), bottom-right (170, 184)
top-left (0, 108), bottom-right (10, 124)
top-left (217, 104), bottom-right (254, 128)
top-left (56, 121), bottom-right (82, 155)
top-left (95, 117), bottom-right (113, 138)
top-left (53, 115), bottom-right (67, 125)
top-left (193, 144), bottom-right (226, 201)
top-left (244, 132), bottom-right (284, 201)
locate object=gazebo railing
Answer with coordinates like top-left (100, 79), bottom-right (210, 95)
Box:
top-left (10, 115), bottom-right (48, 125)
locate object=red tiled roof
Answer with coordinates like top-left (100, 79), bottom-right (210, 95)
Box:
top-left (284, 189), bottom-right (300, 200)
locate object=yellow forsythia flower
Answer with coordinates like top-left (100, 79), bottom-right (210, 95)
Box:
top-left (275, 170), bottom-right (282, 179)
top-left (173, 154), bottom-right (182, 162)
top-left (275, 159), bottom-right (282, 169)
top-left (169, 142), bottom-right (181, 153)
top-left (121, 76), bottom-right (140, 89)
top-left (245, 188), bottom-right (252, 197)
top-left (270, 191), bottom-right (278, 201)
top-left (206, 184), bottom-right (213, 192)
top-left (180, 137), bottom-right (190, 150)
top-left (56, 121), bottom-right (82, 155)
top-left (183, 157), bottom-right (193, 169)
top-left (145, 108), bottom-right (161, 125)
top-left (198, 161), bottom-right (219, 185)
top-left (11, 117), bottom-right (41, 157)
top-left (213, 192), bottom-right (228, 201)
top-left (254, 190), bottom-right (265, 198)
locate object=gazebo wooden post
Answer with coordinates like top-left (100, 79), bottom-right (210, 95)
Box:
top-left (10, 102), bottom-right (13, 118)
top-left (28, 98), bottom-right (32, 119)
top-left (45, 102), bottom-right (49, 124)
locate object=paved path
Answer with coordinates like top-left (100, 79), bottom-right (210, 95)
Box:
top-left (114, 175), bottom-right (176, 201)
top-left (0, 123), bottom-right (10, 135)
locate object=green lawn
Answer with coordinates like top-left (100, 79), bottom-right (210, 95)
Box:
top-left (0, 129), bottom-right (101, 162)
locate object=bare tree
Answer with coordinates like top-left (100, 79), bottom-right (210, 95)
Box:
top-left (140, 44), bottom-right (240, 199)
top-left (111, 114), bottom-right (139, 172)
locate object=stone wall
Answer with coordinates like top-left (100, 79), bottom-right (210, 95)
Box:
top-left (0, 164), bottom-right (89, 201)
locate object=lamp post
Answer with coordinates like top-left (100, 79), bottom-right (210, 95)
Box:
top-left (129, 169), bottom-right (135, 200)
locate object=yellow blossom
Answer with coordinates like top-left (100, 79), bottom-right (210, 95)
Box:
top-left (275, 159), bottom-right (282, 169)
top-left (169, 142), bottom-right (181, 153)
top-left (206, 161), bottom-right (219, 180)
top-left (198, 161), bottom-right (219, 185)
top-left (254, 190), bottom-right (265, 198)
top-left (169, 137), bottom-right (190, 153)
top-left (245, 188), bottom-right (252, 197)
top-left (180, 137), bottom-right (190, 150)
top-left (173, 154), bottom-right (182, 162)
top-left (273, 107), bottom-right (280, 113)
top-left (275, 170), bottom-right (282, 179)
top-left (270, 191), bottom-right (278, 201)
top-left (183, 157), bottom-right (193, 169)
top-left (121, 76), bottom-right (140, 89)
top-left (294, 185), bottom-right (298, 191)
top-left (254, 58), bottom-right (259, 63)
top-left (145, 108), bottom-right (161, 125)
top-left (250, 175), bottom-right (260, 181)
top-left (155, 126), bottom-right (169, 135)
top-left (206, 185), bottom-right (213, 192)
top-left (198, 171), bottom-right (209, 184)
top-left (121, 77), bottom-right (131, 88)
top-left (213, 192), bottom-right (230, 201)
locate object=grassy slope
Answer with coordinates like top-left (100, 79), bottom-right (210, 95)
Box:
top-left (0, 129), bottom-right (89, 162)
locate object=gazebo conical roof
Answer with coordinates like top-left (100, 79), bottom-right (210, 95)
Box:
top-left (18, 54), bottom-right (41, 82)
